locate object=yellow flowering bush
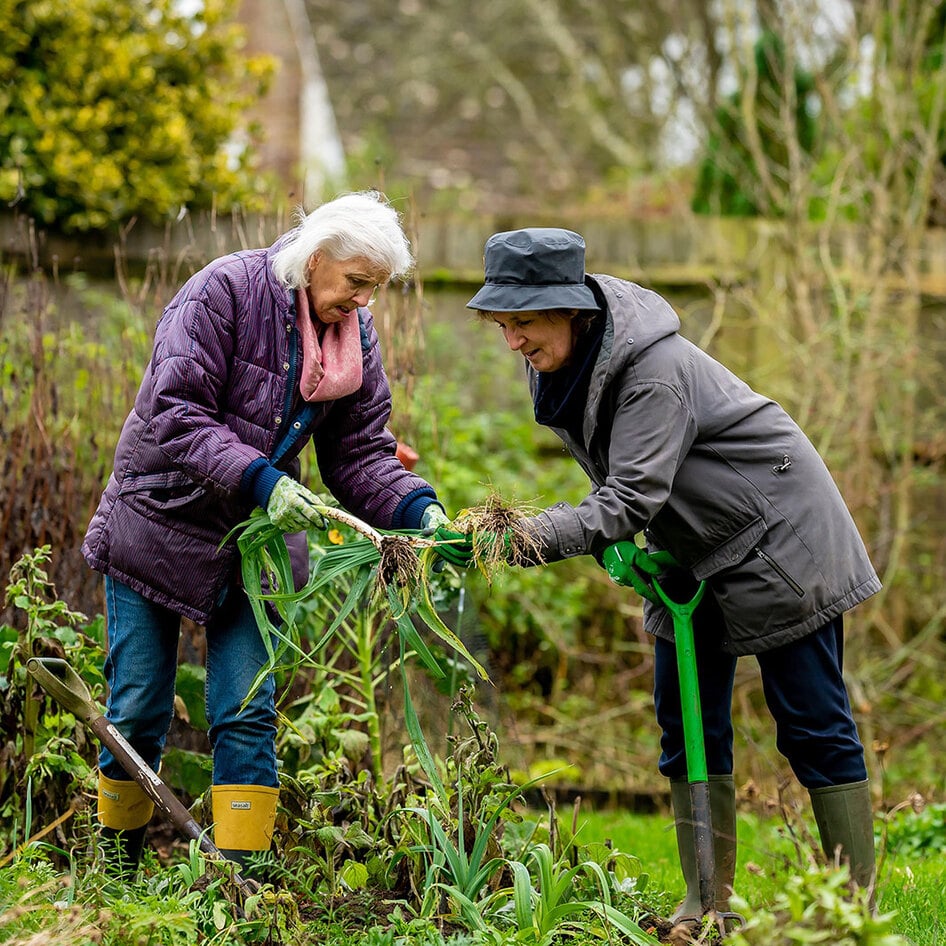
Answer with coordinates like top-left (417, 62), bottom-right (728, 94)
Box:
top-left (0, 0), bottom-right (275, 231)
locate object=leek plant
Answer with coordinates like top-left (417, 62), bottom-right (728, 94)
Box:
top-left (397, 773), bottom-right (542, 921)
top-left (230, 502), bottom-right (488, 803)
top-left (499, 842), bottom-right (660, 946)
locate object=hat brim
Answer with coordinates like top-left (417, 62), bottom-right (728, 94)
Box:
top-left (466, 282), bottom-right (598, 312)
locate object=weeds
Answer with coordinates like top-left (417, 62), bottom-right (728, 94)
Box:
top-left (0, 547), bottom-right (103, 861)
top-left (725, 866), bottom-right (906, 946)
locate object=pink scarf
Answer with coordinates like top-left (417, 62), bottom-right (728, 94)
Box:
top-left (295, 289), bottom-right (363, 402)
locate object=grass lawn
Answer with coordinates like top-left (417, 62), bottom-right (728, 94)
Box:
top-left (575, 804), bottom-right (946, 946)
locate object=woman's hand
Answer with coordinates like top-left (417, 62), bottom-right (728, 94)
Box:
top-left (419, 503), bottom-right (450, 533)
top-left (265, 477), bottom-right (329, 533)
top-left (602, 542), bottom-right (678, 603)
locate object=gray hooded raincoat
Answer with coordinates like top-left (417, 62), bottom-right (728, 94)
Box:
top-left (525, 275), bottom-right (880, 655)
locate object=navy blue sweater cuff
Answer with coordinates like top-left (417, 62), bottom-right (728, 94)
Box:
top-left (391, 487), bottom-right (439, 530)
top-left (240, 458), bottom-right (287, 508)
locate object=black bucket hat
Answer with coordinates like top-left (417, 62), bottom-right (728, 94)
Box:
top-left (466, 228), bottom-right (599, 312)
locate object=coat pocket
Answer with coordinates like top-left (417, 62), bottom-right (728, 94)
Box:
top-left (753, 546), bottom-right (805, 598)
top-left (690, 516), bottom-right (767, 580)
top-left (118, 470), bottom-right (209, 512)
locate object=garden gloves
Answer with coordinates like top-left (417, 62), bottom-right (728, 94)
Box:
top-left (431, 527), bottom-right (474, 567)
top-left (419, 503), bottom-right (450, 533)
top-left (265, 476), bottom-right (328, 533)
top-left (602, 542), bottom-right (679, 604)
top-left (431, 528), bottom-right (512, 568)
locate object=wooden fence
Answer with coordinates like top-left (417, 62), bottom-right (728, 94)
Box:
top-left (3, 210), bottom-right (946, 298)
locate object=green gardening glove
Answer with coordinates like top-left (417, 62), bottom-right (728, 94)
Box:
top-left (265, 477), bottom-right (329, 533)
top-left (431, 527), bottom-right (476, 568)
top-left (431, 528), bottom-right (513, 568)
top-left (602, 541), bottom-right (678, 604)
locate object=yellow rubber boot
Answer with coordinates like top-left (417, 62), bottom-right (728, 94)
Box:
top-left (212, 784), bottom-right (279, 877)
top-left (97, 772), bottom-right (155, 877)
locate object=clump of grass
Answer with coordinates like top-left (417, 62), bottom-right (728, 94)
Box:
top-left (450, 493), bottom-right (545, 573)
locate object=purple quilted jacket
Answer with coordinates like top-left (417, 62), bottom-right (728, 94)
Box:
top-left (82, 236), bottom-right (437, 623)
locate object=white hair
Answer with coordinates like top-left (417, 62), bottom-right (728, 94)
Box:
top-left (271, 190), bottom-right (414, 289)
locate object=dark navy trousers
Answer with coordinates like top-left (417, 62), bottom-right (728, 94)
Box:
top-left (653, 602), bottom-right (867, 789)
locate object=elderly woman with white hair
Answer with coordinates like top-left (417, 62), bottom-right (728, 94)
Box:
top-left (83, 191), bottom-right (449, 877)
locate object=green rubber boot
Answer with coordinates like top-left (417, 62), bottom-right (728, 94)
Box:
top-left (809, 779), bottom-right (876, 898)
top-left (670, 775), bottom-right (737, 922)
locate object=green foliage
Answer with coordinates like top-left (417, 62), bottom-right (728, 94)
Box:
top-left (0, 618), bottom-right (938, 946)
top-left (378, 693), bottom-right (659, 943)
top-left (809, 2), bottom-right (946, 225)
top-left (0, 837), bottom-right (304, 945)
top-left (580, 805), bottom-right (946, 945)
top-left (276, 685), bottom-right (373, 775)
top-left (726, 865), bottom-right (908, 946)
top-left (691, 31), bottom-right (819, 217)
top-left (495, 841), bottom-right (658, 945)
top-left (0, 851), bottom-right (200, 945)
top-left (173, 663), bottom-right (209, 732)
top-left (1, 812), bottom-right (935, 945)
top-left (0, 0), bottom-right (275, 231)
top-left (396, 774), bottom-right (529, 917)
top-left (270, 760), bottom-right (390, 903)
top-left (159, 746), bottom-right (212, 800)
top-left (881, 856), bottom-right (946, 946)
top-left (0, 547), bottom-right (105, 857)
top-left (691, 7), bottom-right (946, 225)
top-left (882, 802), bottom-right (946, 856)
top-left (0, 270), bottom-right (158, 630)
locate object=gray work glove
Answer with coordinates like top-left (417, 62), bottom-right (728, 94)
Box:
top-left (420, 503), bottom-right (450, 534)
top-left (265, 477), bottom-right (328, 533)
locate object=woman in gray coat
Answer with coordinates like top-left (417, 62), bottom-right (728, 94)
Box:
top-left (435, 227), bottom-right (879, 920)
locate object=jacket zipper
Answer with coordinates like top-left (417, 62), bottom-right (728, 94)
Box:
top-left (754, 547), bottom-right (805, 598)
top-left (270, 322), bottom-right (299, 465)
top-left (283, 321), bottom-right (298, 422)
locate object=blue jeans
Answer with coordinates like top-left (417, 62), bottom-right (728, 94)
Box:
top-left (654, 601), bottom-right (867, 789)
top-left (99, 577), bottom-right (278, 787)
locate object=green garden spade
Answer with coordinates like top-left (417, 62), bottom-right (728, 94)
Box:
top-left (26, 656), bottom-right (258, 900)
top-left (649, 576), bottom-right (745, 935)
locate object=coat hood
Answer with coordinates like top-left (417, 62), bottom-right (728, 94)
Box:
top-left (592, 273), bottom-right (681, 371)
top-left (580, 274), bottom-right (681, 444)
